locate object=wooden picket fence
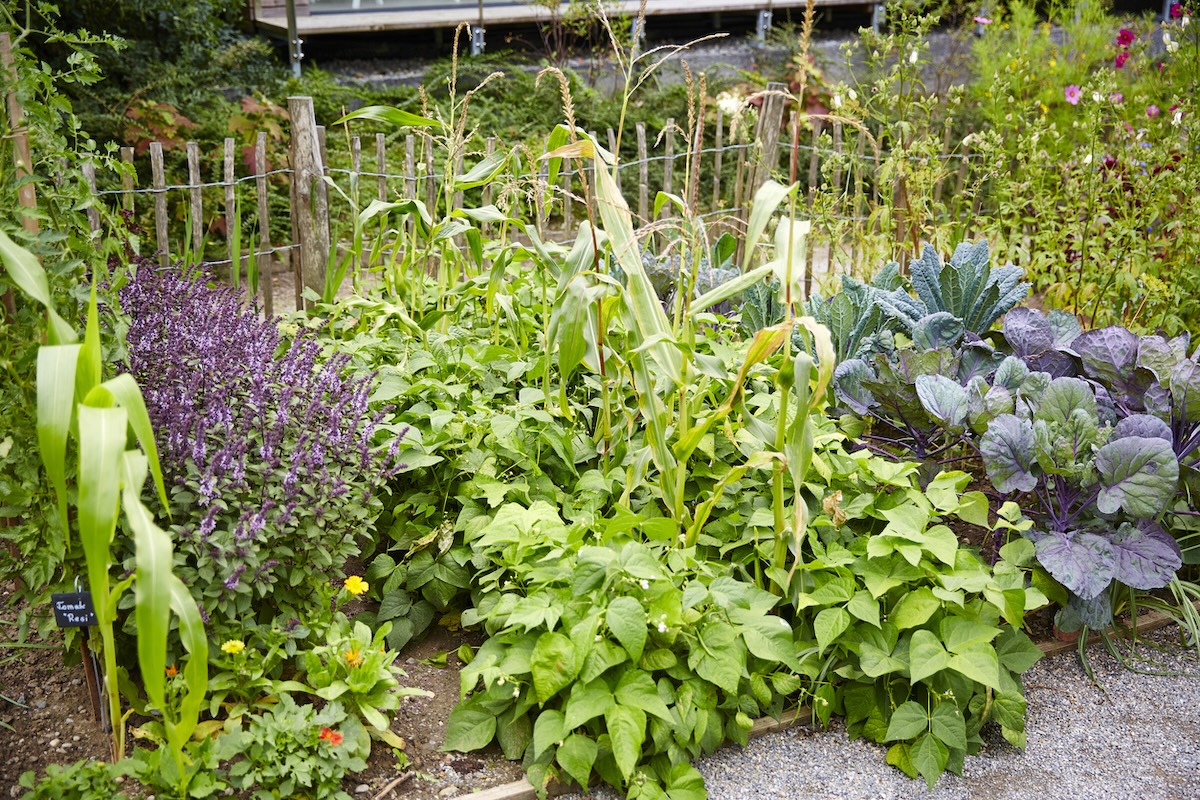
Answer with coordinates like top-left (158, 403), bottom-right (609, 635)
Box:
top-left (79, 83), bottom-right (985, 314)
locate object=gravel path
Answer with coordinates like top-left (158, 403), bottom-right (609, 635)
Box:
top-left (562, 627), bottom-right (1200, 800)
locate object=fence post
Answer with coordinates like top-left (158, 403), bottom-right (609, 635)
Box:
top-left (288, 96), bottom-right (329, 306)
top-left (751, 81), bottom-right (789, 194)
top-left (150, 142), bottom-right (170, 268)
top-left (255, 132), bottom-right (275, 319)
top-left (1, 33), bottom-right (38, 237)
top-left (186, 142), bottom-right (203, 260)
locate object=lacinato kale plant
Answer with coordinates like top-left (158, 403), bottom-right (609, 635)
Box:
top-left (119, 260), bottom-right (403, 629)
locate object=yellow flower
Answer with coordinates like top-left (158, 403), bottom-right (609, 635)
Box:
top-left (344, 647), bottom-right (364, 668)
top-left (221, 639), bottom-right (245, 655)
top-left (343, 576), bottom-right (369, 596)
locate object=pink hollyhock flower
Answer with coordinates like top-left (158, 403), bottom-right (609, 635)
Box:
top-left (1116, 28), bottom-right (1136, 46)
top-left (1147, 105), bottom-right (1160, 117)
top-left (973, 15), bottom-right (992, 24)
top-left (1064, 85), bottom-right (1082, 105)
top-left (1115, 51), bottom-right (1130, 68)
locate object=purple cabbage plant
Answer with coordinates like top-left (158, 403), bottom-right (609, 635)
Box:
top-left (978, 373), bottom-right (1182, 631)
top-left (834, 303), bottom-right (1189, 631)
top-left (119, 260), bottom-right (404, 628)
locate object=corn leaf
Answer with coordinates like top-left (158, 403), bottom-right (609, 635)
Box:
top-left (122, 451), bottom-right (170, 714)
top-left (795, 317), bottom-right (836, 404)
top-left (77, 405), bottom-right (127, 624)
top-left (37, 344), bottom-right (81, 539)
top-left (543, 125), bottom-right (573, 189)
top-left (0, 228), bottom-right (50, 305)
top-left (334, 105), bottom-right (441, 130)
top-left (766, 217), bottom-right (811, 306)
top-left (358, 198), bottom-right (432, 234)
top-left (77, 282), bottom-right (103, 399)
top-left (96, 374), bottom-right (170, 515)
top-left (591, 139), bottom-right (681, 382)
top-left (455, 151), bottom-right (511, 191)
top-left (742, 180), bottom-right (799, 272)
top-left (691, 263), bottom-right (774, 316)
top-left (0, 229), bottom-right (77, 344)
top-left (169, 575), bottom-right (209, 749)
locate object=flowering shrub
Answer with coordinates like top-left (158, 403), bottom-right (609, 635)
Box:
top-left (964, 0), bottom-right (1200, 337)
top-left (119, 259), bottom-right (404, 630)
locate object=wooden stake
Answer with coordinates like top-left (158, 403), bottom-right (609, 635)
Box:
top-left (255, 132), bottom-right (274, 319)
top-left (223, 138), bottom-right (237, 280)
top-left (0, 33), bottom-right (37, 236)
top-left (711, 108), bottom-right (724, 211)
top-left (376, 133), bottom-right (388, 203)
top-left (149, 141), bottom-right (170, 268)
top-left (187, 141), bottom-right (203, 260)
top-left (287, 96), bottom-right (330, 306)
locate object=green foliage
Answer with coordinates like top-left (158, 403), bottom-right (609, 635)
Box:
top-left (19, 760), bottom-right (127, 800)
top-left (2, 219), bottom-right (206, 770)
top-left (782, 484), bottom-right (1044, 788)
top-left (37, 0), bottom-right (284, 145)
top-left (205, 624), bottom-right (311, 726)
top-left (301, 617), bottom-right (431, 742)
top-left (450, 504), bottom-right (796, 797)
top-left (907, 241), bottom-right (1029, 334)
top-left (121, 737), bottom-right (226, 800)
top-left (963, 0), bottom-right (1200, 337)
top-left (215, 695), bottom-right (369, 800)
top-left (0, 4), bottom-right (128, 622)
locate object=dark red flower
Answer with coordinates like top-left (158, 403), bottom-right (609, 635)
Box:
top-left (1115, 51), bottom-right (1130, 68)
top-left (1116, 28), bottom-right (1136, 46)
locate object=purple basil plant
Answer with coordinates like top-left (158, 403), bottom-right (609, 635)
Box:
top-left (119, 259), bottom-right (404, 626)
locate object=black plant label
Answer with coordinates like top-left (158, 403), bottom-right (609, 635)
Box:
top-left (51, 592), bottom-right (97, 627)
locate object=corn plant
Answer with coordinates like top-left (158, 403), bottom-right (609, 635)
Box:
top-left (543, 138), bottom-right (836, 593)
top-left (1, 234), bottom-right (206, 778)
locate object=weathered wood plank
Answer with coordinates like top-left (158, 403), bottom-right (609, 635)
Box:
top-left (288, 96), bottom-right (331, 306)
top-left (255, 132), bottom-right (275, 319)
top-left (150, 141), bottom-right (170, 268)
top-left (187, 141), bottom-right (203, 259)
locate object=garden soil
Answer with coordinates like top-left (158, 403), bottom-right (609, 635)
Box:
top-left (0, 590), bottom-right (524, 799)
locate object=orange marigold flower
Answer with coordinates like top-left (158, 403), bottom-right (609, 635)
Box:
top-left (165, 664), bottom-right (178, 677)
top-left (319, 726), bottom-right (344, 746)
